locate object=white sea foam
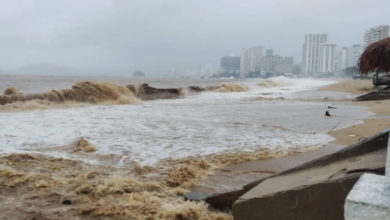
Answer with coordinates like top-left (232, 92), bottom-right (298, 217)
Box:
top-left (0, 77), bottom-right (372, 166)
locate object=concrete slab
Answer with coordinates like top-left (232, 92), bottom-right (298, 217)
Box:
top-left (345, 173), bottom-right (390, 220)
top-left (188, 144), bottom-right (343, 209)
top-left (232, 129), bottom-right (389, 220)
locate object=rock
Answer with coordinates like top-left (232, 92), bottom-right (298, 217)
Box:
top-left (136, 83), bottom-right (184, 100)
top-left (232, 130), bottom-right (389, 220)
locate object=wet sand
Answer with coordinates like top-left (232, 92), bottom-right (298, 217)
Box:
top-left (321, 79), bottom-right (390, 145)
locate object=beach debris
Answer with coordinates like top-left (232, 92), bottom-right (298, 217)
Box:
top-left (325, 110), bottom-right (331, 117)
top-left (73, 137), bottom-right (97, 153)
top-left (327, 106), bottom-right (336, 109)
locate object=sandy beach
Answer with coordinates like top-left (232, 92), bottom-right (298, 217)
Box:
top-left (0, 78), bottom-right (389, 219)
top-left (321, 79), bottom-right (390, 145)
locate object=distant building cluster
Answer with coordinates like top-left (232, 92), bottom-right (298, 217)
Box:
top-left (239, 47), bottom-right (294, 78)
top-left (364, 25), bottom-right (389, 48)
top-left (263, 49), bottom-right (294, 75)
top-left (217, 24), bottom-right (389, 78)
top-left (337, 44), bottom-right (364, 71)
top-left (302, 25), bottom-right (389, 77)
top-left (220, 56), bottom-right (240, 72)
top-left (217, 47), bottom-right (294, 78)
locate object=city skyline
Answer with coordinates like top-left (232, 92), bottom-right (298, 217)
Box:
top-left (218, 24), bottom-right (389, 77)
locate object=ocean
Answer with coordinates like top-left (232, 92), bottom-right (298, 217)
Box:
top-left (0, 75), bottom-right (372, 167)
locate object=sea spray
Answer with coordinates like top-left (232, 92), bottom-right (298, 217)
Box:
top-left (0, 81), bottom-right (139, 111)
top-left (73, 137), bottom-right (97, 153)
top-left (3, 86), bottom-right (21, 96)
top-left (218, 83), bottom-right (250, 93)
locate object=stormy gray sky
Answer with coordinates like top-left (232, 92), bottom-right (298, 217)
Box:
top-left (0, 0), bottom-right (389, 76)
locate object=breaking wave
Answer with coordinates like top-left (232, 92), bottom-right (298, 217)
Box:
top-left (258, 77), bottom-right (294, 88)
top-left (3, 86), bottom-right (21, 95)
top-left (0, 81), bottom-right (139, 111)
top-left (0, 81), bottom-right (138, 105)
top-left (217, 83), bottom-right (250, 93)
top-left (0, 81), bottom-right (256, 112)
top-left (187, 83), bottom-right (250, 93)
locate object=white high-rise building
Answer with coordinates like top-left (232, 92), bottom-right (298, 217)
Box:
top-left (263, 49), bottom-right (294, 74)
top-left (350, 44), bottom-right (364, 67)
top-left (319, 43), bottom-right (336, 73)
top-left (364, 25), bottom-right (389, 48)
top-left (337, 44), bottom-right (364, 71)
top-left (240, 46), bottom-right (264, 77)
top-left (338, 47), bottom-right (349, 71)
top-left (302, 34), bottom-right (328, 75)
top-left (337, 44), bottom-right (364, 70)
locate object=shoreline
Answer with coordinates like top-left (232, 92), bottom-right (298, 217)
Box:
top-left (320, 79), bottom-right (390, 146)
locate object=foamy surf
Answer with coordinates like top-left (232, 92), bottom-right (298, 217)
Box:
top-left (0, 79), bottom-right (372, 167)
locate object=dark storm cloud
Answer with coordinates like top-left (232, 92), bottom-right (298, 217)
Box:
top-left (0, 0), bottom-right (389, 75)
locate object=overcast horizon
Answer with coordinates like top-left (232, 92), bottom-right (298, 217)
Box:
top-left (0, 0), bottom-right (389, 76)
